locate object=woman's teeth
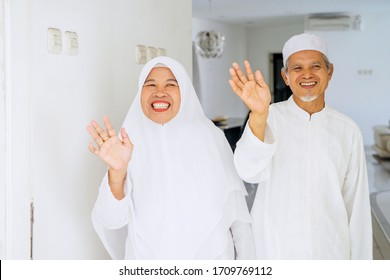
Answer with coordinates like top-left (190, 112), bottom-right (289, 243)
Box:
top-left (152, 103), bottom-right (169, 109)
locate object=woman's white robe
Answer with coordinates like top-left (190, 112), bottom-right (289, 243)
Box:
top-left (92, 56), bottom-right (255, 260)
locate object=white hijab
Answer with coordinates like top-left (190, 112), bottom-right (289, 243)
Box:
top-left (95, 56), bottom-right (249, 259)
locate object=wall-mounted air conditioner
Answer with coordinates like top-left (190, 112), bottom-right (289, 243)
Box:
top-left (305, 14), bottom-right (361, 31)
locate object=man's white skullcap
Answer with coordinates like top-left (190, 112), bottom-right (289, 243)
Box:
top-left (282, 33), bottom-right (328, 67)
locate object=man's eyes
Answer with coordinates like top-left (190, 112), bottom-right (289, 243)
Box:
top-left (290, 65), bottom-right (321, 71)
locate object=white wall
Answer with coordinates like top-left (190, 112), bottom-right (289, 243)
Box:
top-left (3, 0), bottom-right (192, 259)
top-left (316, 12), bottom-right (390, 146)
top-left (192, 18), bottom-right (249, 119)
top-left (247, 21), bottom-right (304, 93)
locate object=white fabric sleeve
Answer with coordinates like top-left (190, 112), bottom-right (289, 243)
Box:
top-left (234, 122), bottom-right (277, 183)
top-left (93, 172), bottom-right (132, 230)
top-left (342, 129), bottom-right (373, 259)
top-left (230, 220), bottom-right (256, 260)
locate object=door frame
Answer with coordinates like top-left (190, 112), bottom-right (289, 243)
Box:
top-left (0, 0), bottom-right (32, 259)
top-left (0, 0), bottom-right (9, 259)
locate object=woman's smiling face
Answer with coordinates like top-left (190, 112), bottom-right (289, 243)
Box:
top-left (141, 66), bottom-right (181, 124)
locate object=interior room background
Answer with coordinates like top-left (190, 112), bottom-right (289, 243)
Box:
top-left (1, 0), bottom-right (389, 259)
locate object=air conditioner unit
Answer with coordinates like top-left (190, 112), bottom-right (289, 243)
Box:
top-left (305, 14), bottom-right (361, 31)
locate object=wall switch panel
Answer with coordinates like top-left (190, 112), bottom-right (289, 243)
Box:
top-left (157, 48), bottom-right (167, 56)
top-left (146, 46), bottom-right (157, 61)
top-left (64, 31), bottom-right (79, 56)
top-left (136, 45), bottom-right (147, 64)
top-left (47, 28), bottom-right (62, 54)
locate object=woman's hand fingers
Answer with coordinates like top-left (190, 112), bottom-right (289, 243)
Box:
top-left (88, 116), bottom-right (116, 148)
top-left (90, 120), bottom-right (109, 142)
top-left (87, 117), bottom-right (132, 172)
top-left (103, 115), bottom-right (117, 138)
top-left (120, 128), bottom-right (133, 150)
top-left (88, 142), bottom-right (99, 155)
top-left (87, 124), bottom-right (104, 147)
top-left (120, 127), bottom-right (130, 143)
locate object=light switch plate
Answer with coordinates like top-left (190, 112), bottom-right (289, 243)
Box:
top-left (136, 45), bottom-right (147, 64)
top-left (157, 48), bottom-right (167, 56)
top-left (146, 46), bottom-right (157, 61)
top-left (47, 28), bottom-right (62, 54)
top-left (64, 31), bottom-right (78, 56)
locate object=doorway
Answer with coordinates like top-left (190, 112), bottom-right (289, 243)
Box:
top-left (271, 53), bottom-right (292, 103)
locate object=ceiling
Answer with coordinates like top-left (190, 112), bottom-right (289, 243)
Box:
top-left (192, 0), bottom-right (390, 26)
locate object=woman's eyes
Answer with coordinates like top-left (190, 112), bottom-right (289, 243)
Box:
top-left (144, 83), bottom-right (178, 87)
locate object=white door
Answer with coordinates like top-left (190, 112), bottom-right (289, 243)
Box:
top-left (2, 0), bottom-right (192, 259)
top-left (4, 0), bottom-right (115, 259)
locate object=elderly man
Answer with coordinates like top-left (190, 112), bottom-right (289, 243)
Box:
top-left (229, 33), bottom-right (372, 259)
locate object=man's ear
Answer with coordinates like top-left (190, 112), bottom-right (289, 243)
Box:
top-left (281, 69), bottom-right (289, 86)
top-left (328, 63), bottom-right (334, 80)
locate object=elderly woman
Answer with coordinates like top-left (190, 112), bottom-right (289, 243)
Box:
top-left (87, 56), bottom-right (254, 260)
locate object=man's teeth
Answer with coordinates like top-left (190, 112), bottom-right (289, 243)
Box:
top-left (300, 82), bottom-right (316, 86)
top-left (152, 103), bottom-right (169, 109)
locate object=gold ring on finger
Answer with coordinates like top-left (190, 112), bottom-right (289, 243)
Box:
top-left (97, 140), bottom-right (104, 146)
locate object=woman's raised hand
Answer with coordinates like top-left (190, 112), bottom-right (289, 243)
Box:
top-left (229, 60), bottom-right (271, 116)
top-left (87, 116), bottom-right (133, 172)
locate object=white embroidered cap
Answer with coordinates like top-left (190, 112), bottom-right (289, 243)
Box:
top-left (282, 33), bottom-right (328, 67)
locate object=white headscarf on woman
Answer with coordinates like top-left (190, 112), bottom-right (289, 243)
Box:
top-left (92, 56), bottom-right (251, 259)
